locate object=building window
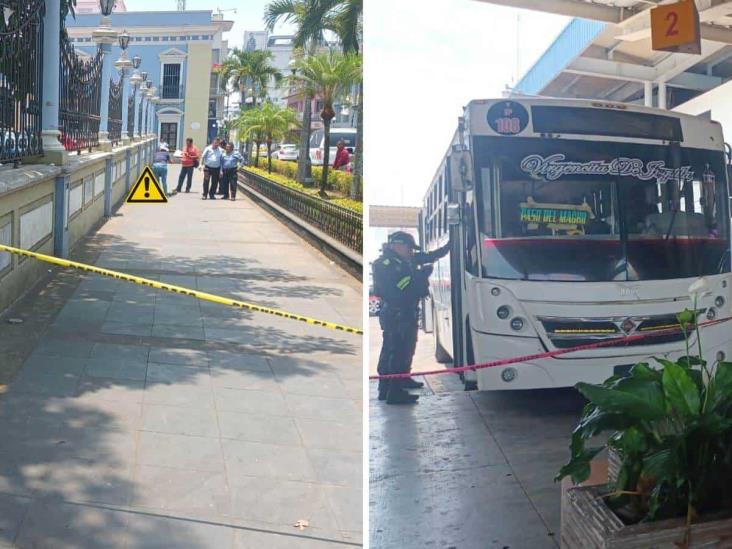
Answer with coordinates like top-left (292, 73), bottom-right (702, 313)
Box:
top-left (160, 123), bottom-right (178, 149)
top-left (208, 99), bottom-right (216, 118)
top-left (162, 64), bottom-right (182, 99)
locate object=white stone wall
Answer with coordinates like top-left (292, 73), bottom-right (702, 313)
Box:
top-left (20, 201), bottom-right (52, 251)
top-left (69, 183), bottom-right (83, 219)
top-left (0, 216), bottom-right (11, 271)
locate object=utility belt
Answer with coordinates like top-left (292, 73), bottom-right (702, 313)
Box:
top-left (379, 302), bottom-right (418, 327)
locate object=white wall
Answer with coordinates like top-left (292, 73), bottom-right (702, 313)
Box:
top-left (675, 80), bottom-right (732, 143)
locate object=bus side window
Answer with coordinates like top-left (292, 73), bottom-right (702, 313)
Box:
top-left (464, 190), bottom-right (479, 276)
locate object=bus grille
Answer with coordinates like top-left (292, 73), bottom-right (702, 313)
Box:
top-left (538, 313), bottom-right (695, 350)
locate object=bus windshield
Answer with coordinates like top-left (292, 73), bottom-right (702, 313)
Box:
top-left (475, 137), bottom-right (730, 282)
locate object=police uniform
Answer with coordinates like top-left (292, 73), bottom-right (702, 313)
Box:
top-left (373, 232), bottom-right (450, 404)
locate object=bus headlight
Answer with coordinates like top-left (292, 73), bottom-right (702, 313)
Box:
top-left (707, 307), bottom-right (717, 320)
top-left (501, 367), bottom-right (517, 382)
top-left (510, 317), bottom-right (524, 331)
top-left (491, 287), bottom-right (501, 296)
top-left (716, 296), bottom-right (725, 308)
top-left (497, 306), bottom-right (511, 320)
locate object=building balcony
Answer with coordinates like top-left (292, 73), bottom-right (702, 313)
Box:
top-left (160, 83), bottom-right (185, 100)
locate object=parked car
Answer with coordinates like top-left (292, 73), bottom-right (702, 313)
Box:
top-left (309, 128), bottom-right (357, 166)
top-left (272, 143), bottom-right (298, 161)
top-left (368, 286), bottom-right (382, 317)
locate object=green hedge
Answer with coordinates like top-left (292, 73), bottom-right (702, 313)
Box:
top-left (242, 166), bottom-right (362, 214)
top-left (254, 157), bottom-right (356, 197)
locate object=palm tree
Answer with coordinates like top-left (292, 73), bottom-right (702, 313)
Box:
top-left (254, 103), bottom-right (300, 173)
top-left (236, 108), bottom-right (265, 167)
top-left (290, 50), bottom-right (361, 197)
top-left (265, 0), bottom-right (330, 186)
top-left (217, 50), bottom-right (281, 155)
top-left (216, 49), bottom-right (282, 112)
top-left (298, 0), bottom-right (363, 198)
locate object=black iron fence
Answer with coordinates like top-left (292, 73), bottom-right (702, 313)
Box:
top-left (127, 92), bottom-right (134, 139)
top-left (239, 169), bottom-right (362, 253)
top-left (59, 37), bottom-right (103, 154)
top-left (0, 0), bottom-right (46, 164)
top-left (108, 76), bottom-right (122, 145)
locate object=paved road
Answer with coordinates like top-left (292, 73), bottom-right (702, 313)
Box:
top-left (368, 316), bottom-right (586, 549)
top-left (0, 165), bottom-right (362, 548)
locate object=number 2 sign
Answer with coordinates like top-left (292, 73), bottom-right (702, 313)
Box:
top-left (650, 0), bottom-right (700, 54)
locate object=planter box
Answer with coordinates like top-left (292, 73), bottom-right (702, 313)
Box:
top-left (562, 485), bottom-right (732, 548)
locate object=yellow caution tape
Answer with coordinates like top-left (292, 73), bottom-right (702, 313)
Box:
top-left (0, 244), bottom-right (363, 336)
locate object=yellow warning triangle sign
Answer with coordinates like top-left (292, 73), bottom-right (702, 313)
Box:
top-left (126, 165), bottom-right (168, 203)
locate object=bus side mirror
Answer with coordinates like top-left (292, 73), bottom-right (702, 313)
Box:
top-left (446, 203), bottom-right (460, 226)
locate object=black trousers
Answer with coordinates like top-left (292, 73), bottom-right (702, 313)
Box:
top-left (176, 166), bottom-right (194, 192)
top-left (221, 168), bottom-right (238, 198)
top-left (202, 167), bottom-right (220, 198)
top-left (378, 309), bottom-right (418, 395)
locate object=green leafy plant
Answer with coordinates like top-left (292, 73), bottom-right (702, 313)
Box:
top-left (557, 306), bottom-right (732, 527)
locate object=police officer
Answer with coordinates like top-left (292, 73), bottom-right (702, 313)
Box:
top-left (373, 232), bottom-right (450, 404)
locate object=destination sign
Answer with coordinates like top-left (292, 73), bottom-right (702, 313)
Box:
top-left (520, 207), bottom-right (589, 226)
top-left (520, 153), bottom-right (694, 185)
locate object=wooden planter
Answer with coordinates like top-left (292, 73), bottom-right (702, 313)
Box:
top-left (562, 485), bottom-right (732, 548)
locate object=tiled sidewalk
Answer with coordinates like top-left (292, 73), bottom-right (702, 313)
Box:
top-left (0, 165), bottom-right (363, 548)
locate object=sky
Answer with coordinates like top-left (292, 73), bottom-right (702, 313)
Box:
top-left (365, 0), bottom-right (570, 207)
top-left (122, 0), bottom-right (294, 47)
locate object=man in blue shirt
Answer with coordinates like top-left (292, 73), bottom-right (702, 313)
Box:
top-left (200, 137), bottom-right (223, 200)
top-left (220, 142), bottom-right (244, 201)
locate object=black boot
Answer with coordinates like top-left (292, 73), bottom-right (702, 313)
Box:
top-left (386, 388), bottom-right (419, 405)
top-left (378, 380), bottom-right (388, 401)
top-left (403, 378), bottom-right (424, 389)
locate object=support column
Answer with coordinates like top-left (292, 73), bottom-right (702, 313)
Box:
top-left (40, 0), bottom-right (68, 166)
top-left (104, 156), bottom-right (113, 217)
top-left (644, 81), bottom-right (653, 108)
top-left (53, 173), bottom-right (70, 257)
top-left (138, 94), bottom-right (146, 139)
top-left (658, 81), bottom-right (667, 110)
top-left (93, 17), bottom-right (117, 152)
top-left (117, 57), bottom-right (132, 145)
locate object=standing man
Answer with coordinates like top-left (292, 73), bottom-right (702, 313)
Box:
top-left (332, 139), bottom-right (350, 171)
top-left (151, 143), bottom-right (171, 195)
top-left (200, 137), bottom-right (223, 200)
top-left (176, 137), bottom-right (199, 193)
top-left (220, 142), bottom-right (244, 201)
top-left (372, 232), bottom-right (450, 404)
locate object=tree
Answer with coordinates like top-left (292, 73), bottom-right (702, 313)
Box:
top-left (255, 103), bottom-right (300, 174)
top-left (298, 0), bottom-right (363, 198)
top-left (216, 49), bottom-right (282, 111)
top-left (236, 108), bottom-right (265, 168)
top-left (265, 0), bottom-right (331, 186)
top-left (290, 50), bottom-right (361, 197)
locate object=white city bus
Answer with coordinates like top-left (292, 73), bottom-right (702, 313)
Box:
top-left (421, 98), bottom-right (732, 390)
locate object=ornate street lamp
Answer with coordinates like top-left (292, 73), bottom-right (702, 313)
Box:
top-left (99, 0), bottom-right (116, 17)
top-left (118, 29), bottom-right (130, 51)
top-left (132, 55), bottom-right (141, 69)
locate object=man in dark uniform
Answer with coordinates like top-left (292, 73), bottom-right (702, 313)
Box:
top-left (373, 232), bottom-right (450, 404)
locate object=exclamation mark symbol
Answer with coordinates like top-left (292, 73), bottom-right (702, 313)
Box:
top-left (144, 176), bottom-right (150, 198)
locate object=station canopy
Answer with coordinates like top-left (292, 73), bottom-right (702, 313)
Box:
top-left (481, 0), bottom-right (732, 108)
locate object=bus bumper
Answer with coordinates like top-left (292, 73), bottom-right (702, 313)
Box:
top-left (471, 326), bottom-right (732, 391)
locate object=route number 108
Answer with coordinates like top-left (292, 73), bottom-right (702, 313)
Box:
top-left (495, 117), bottom-right (520, 134)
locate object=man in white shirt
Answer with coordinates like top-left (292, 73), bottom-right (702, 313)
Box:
top-left (200, 137), bottom-right (223, 200)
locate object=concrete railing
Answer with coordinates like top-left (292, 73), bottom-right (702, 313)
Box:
top-left (0, 136), bottom-right (158, 314)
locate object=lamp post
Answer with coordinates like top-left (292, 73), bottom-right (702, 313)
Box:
top-left (115, 30), bottom-right (133, 144)
top-left (147, 87), bottom-right (157, 136)
top-left (129, 55), bottom-right (142, 141)
top-left (138, 79), bottom-right (148, 140)
top-left (92, 0), bottom-right (119, 151)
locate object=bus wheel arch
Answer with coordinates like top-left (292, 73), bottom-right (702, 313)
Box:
top-left (433, 304), bottom-right (451, 363)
